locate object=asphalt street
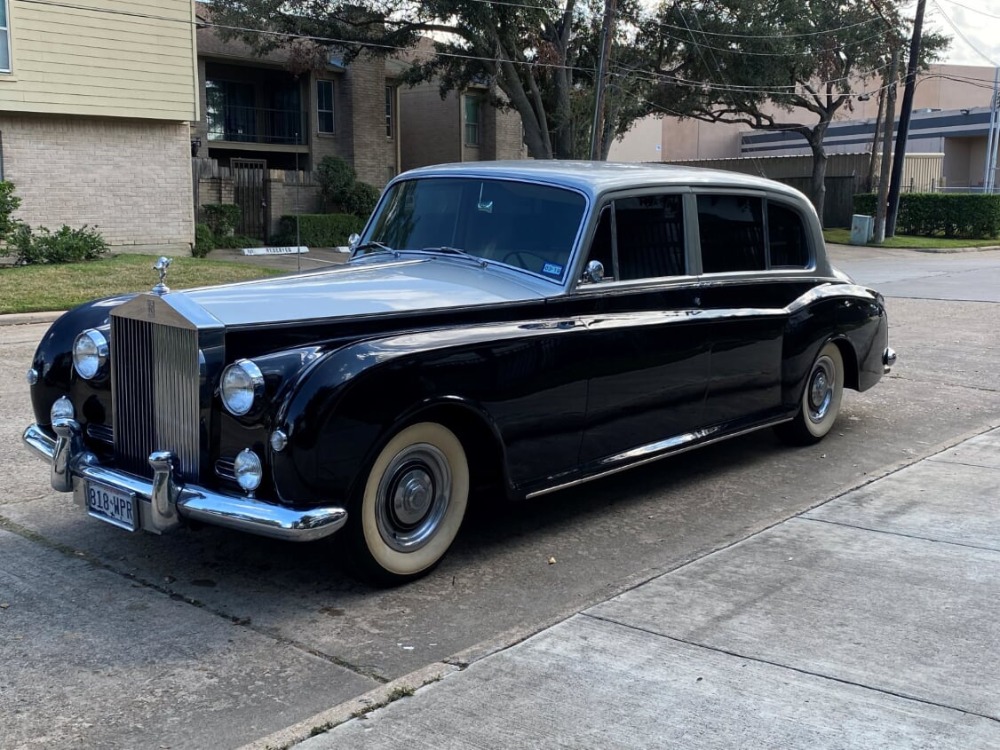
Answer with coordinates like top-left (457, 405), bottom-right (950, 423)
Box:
top-left (2, 245), bottom-right (999, 748)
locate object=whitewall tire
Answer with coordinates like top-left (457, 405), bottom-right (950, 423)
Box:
top-left (349, 422), bottom-right (469, 585)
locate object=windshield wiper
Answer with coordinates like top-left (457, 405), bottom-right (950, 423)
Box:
top-left (422, 246), bottom-right (487, 266)
top-left (351, 240), bottom-right (394, 258)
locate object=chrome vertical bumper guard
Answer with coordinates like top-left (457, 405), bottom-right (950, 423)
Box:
top-left (883, 346), bottom-right (897, 374)
top-left (22, 422), bottom-right (348, 542)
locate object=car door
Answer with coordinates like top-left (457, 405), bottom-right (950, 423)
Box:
top-left (573, 192), bottom-right (712, 467)
top-left (693, 192), bottom-right (806, 430)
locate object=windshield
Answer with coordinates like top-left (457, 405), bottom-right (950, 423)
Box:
top-left (360, 177), bottom-right (587, 282)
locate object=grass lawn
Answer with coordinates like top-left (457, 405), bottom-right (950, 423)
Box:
top-left (0, 254), bottom-right (283, 314)
top-left (824, 227), bottom-right (1000, 250)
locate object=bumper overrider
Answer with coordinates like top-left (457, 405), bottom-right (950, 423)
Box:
top-left (22, 420), bottom-right (348, 542)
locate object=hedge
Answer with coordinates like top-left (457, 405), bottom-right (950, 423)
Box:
top-left (273, 213), bottom-right (365, 248)
top-left (853, 193), bottom-right (1000, 238)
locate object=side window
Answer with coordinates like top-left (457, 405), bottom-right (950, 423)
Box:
top-left (0, 0), bottom-right (10, 73)
top-left (768, 202), bottom-right (810, 268)
top-left (317, 80), bottom-right (335, 134)
top-left (613, 194), bottom-right (685, 280)
top-left (698, 195), bottom-right (765, 273)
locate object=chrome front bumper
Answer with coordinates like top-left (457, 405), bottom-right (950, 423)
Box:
top-left (22, 421), bottom-right (348, 542)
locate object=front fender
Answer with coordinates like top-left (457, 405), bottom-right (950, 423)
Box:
top-left (29, 294), bottom-right (137, 425)
top-left (270, 319), bottom-right (592, 506)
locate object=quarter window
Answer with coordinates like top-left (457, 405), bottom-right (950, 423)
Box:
top-left (0, 0), bottom-right (9, 74)
top-left (768, 202), bottom-right (810, 267)
top-left (463, 95), bottom-right (481, 146)
top-left (697, 195), bottom-right (766, 273)
top-left (317, 80), bottom-right (334, 134)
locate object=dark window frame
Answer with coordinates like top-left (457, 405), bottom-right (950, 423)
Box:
top-left (316, 79), bottom-right (335, 134)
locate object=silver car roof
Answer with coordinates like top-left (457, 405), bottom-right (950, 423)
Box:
top-left (397, 160), bottom-right (812, 206)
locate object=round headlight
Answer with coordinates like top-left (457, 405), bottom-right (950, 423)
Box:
top-left (220, 359), bottom-right (264, 416)
top-left (72, 329), bottom-right (109, 380)
top-left (234, 448), bottom-right (263, 492)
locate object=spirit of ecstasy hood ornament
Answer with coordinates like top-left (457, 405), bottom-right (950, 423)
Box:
top-left (152, 256), bottom-right (171, 295)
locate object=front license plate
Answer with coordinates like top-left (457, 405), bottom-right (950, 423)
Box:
top-left (85, 481), bottom-right (138, 532)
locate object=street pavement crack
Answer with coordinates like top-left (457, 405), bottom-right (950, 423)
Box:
top-left (581, 611), bottom-right (1000, 725)
top-left (0, 512), bottom-right (389, 685)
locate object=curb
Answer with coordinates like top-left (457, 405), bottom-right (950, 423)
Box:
top-left (236, 662), bottom-right (460, 750)
top-left (0, 310), bottom-right (65, 327)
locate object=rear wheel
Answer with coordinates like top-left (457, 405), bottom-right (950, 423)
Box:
top-left (775, 342), bottom-right (844, 446)
top-left (346, 421), bottom-right (469, 586)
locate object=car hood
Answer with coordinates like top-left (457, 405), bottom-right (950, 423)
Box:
top-left (178, 256), bottom-right (548, 327)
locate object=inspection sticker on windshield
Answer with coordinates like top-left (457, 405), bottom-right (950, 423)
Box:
top-left (542, 262), bottom-right (563, 277)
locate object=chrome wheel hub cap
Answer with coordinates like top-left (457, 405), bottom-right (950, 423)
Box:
top-left (393, 468), bottom-right (434, 526)
top-left (375, 443), bottom-right (451, 552)
top-left (807, 356), bottom-right (835, 423)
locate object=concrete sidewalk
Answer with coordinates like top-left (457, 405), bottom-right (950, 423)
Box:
top-left (285, 428), bottom-right (1000, 749)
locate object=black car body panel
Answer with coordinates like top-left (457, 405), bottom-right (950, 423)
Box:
top-left (22, 161), bottom-right (892, 581)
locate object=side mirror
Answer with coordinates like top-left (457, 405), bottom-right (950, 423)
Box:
top-left (348, 233), bottom-right (361, 250)
top-left (582, 259), bottom-right (605, 284)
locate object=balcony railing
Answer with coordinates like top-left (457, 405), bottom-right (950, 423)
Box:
top-left (206, 105), bottom-right (307, 146)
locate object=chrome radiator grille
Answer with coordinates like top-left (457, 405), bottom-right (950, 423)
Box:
top-left (111, 317), bottom-right (200, 480)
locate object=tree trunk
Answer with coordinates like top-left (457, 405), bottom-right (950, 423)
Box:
top-left (865, 86), bottom-right (887, 193)
top-left (807, 133), bottom-right (828, 227)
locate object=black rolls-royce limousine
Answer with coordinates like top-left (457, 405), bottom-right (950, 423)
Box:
top-left (23, 161), bottom-right (894, 584)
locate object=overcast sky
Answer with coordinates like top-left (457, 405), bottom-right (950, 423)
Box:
top-left (929, 0), bottom-right (1000, 67)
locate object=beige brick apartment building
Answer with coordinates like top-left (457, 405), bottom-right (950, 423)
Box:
top-left (0, 0), bottom-right (198, 254)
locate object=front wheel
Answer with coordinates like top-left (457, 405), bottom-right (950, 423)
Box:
top-left (346, 422), bottom-right (469, 586)
top-left (775, 342), bottom-right (844, 446)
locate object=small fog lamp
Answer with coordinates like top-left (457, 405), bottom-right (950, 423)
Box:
top-left (234, 448), bottom-right (263, 493)
top-left (50, 396), bottom-right (75, 422)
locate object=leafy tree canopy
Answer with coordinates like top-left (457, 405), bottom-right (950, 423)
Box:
top-left (205, 0), bottom-right (674, 159)
top-left (647, 0), bottom-right (949, 223)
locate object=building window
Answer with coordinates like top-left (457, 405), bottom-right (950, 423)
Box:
top-left (317, 80), bottom-right (334, 134)
top-left (385, 86), bottom-right (395, 139)
top-left (463, 94), bottom-right (481, 146)
top-left (0, 0), bottom-right (11, 73)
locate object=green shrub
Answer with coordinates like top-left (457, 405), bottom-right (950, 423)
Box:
top-left (316, 156), bottom-right (357, 205)
top-left (343, 181), bottom-right (380, 219)
top-left (213, 234), bottom-right (260, 249)
top-left (853, 193), bottom-right (1000, 238)
top-left (0, 181), bottom-right (22, 241)
top-left (5, 223), bottom-right (108, 265)
top-left (193, 223), bottom-right (215, 258)
top-left (273, 213), bottom-right (364, 247)
top-left (200, 204), bottom-right (242, 237)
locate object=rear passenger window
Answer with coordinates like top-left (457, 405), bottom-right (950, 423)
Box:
top-left (698, 195), bottom-right (765, 273)
top-left (768, 203), bottom-right (810, 268)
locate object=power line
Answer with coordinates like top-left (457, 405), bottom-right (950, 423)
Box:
top-left (928, 0), bottom-right (999, 66)
top-left (935, 0), bottom-right (1000, 21)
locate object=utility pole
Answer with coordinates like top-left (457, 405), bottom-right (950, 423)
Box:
top-left (589, 0), bottom-right (617, 160)
top-left (885, 0), bottom-right (926, 237)
top-left (983, 68), bottom-right (1000, 192)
